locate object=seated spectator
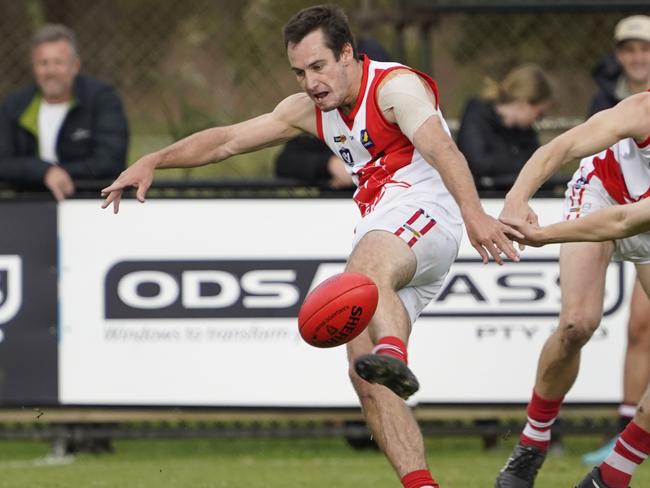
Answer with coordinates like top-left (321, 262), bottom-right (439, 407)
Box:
top-left (456, 63), bottom-right (553, 191)
top-left (275, 36), bottom-right (390, 190)
top-left (0, 24), bottom-right (128, 201)
top-left (589, 14), bottom-right (650, 115)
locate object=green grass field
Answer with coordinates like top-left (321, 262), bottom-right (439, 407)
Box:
top-left (0, 436), bottom-right (648, 487)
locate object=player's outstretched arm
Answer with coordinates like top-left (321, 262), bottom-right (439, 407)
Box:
top-left (376, 71), bottom-right (523, 264)
top-left (101, 93), bottom-right (314, 213)
top-left (502, 91), bottom-right (650, 221)
top-left (502, 197), bottom-right (650, 247)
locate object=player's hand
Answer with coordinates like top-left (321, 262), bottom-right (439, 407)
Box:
top-left (499, 217), bottom-right (546, 247)
top-left (101, 155), bottom-right (157, 213)
top-left (463, 209), bottom-right (522, 265)
top-left (44, 165), bottom-right (75, 202)
top-left (499, 198), bottom-right (539, 250)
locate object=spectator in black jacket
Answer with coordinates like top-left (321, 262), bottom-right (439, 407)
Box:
top-left (0, 24), bottom-right (128, 200)
top-left (274, 37), bottom-right (391, 189)
top-left (589, 15), bottom-right (650, 116)
top-left (456, 64), bottom-right (553, 191)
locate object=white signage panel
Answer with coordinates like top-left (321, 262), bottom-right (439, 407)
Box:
top-left (59, 199), bottom-right (631, 406)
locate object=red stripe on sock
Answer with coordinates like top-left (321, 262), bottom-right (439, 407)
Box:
top-left (623, 421), bottom-right (650, 454)
top-left (528, 390), bottom-right (563, 422)
top-left (519, 390), bottom-right (563, 451)
top-left (375, 336), bottom-right (408, 364)
top-left (600, 421), bottom-right (650, 488)
top-left (401, 469), bottom-right (439, 488)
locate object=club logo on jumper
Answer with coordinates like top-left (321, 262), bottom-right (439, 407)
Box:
top-left (420, 258), bottom-right (625, 317)
top-left (338, 147), bottom-right (354, 165)
top-left (0, 255), bottom-right (23, 325)
top-left (333, 135), bottom-right (347, 144)
top-left (360, 129), bottom-right (375, 149)
top-left (573, 176), bottom-right (587, 190)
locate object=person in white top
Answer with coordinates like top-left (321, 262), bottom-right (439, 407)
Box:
top-left (101, 5), bottom-right (520, 488)
top-left (0, 24), bottom-right (128, 200)
top-left (495, 91), bottom-right (650, 488)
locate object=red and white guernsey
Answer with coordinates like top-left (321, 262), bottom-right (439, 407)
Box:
top-left (568, 134), bottom-right (650, 214)
top-left (315, 56), bottom-right (461, 227)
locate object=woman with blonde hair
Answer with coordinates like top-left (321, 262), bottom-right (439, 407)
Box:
top-left (456, 63), bottom-right (553, 190)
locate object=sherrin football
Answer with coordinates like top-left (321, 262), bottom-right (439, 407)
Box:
top-left (298, 272), bottom-right (378, 348)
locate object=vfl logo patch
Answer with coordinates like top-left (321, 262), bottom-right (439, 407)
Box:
top-left (0, 255), bottom-right (22, 325)
top-left (360, 129), bottom-right (374, 149)
top-left (573, 176), bottom-right (587, 190)
top-left (333, 135), bottom-right (347, 144)
top-left (339, 148), bottom-right (354, 165)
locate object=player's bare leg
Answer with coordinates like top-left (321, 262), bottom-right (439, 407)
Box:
top-left (576, 264), bottom-right (650, 488)
top-left (346, 230), bottom-right (420, 400)
top-left (623, 276), bottom-right (650, 416)
top-left (348, 331), bottom-right (430, 479)
top-left (534, 241), bottom-right (614, 398)
top-left (497, 241), bottom-right (614, 488)
top-left (345, 230), bottom-right (439, 487)
top-left (345, 230), bottom-right (416, 342)
top-left (582, 276), bottom-right (650, 466)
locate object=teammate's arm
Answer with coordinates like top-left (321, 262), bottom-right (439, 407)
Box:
top-left (377, 71), bottom-right (522, 264)
top-left (503, 198), bottom-right (650, 247)
top-left (101, 93), bottom-right (315, 213)
top-left (502, 91), bottom-right (650, 218)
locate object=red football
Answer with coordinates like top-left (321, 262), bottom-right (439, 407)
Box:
top-left (298, 272), bottom-right (378, 348)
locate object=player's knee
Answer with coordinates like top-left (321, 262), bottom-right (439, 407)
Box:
top-left (558, 315), bottom-right (599, 348)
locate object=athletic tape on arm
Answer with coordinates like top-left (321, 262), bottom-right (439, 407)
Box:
top-left (377, 73), bottom-right (440, 142)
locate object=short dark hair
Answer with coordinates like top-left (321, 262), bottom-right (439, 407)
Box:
top-left (31, 24), bottom-right (78, 57)
top-left (283, 5), bottom-right (357, 60)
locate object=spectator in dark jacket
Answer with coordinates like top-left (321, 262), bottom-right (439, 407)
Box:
top-left (275, 37), bottom-right (391, 189)
top-left (456, 64), bottom-right (552, 191)
top-left (588, 15), bottom-right (650, 116)
top-left (0, 24), bottom-right (128, 200)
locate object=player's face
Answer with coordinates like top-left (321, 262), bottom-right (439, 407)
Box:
top-left (32, 40), bottom-right (80, 103)
top-left (616, 40), bottom-right (650, 84)
top-left (287, 29), bottom-right (354, 112)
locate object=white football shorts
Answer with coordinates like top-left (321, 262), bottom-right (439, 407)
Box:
top-left (564, 171), bottom-right (650, 264)
top-left (352, 194), bottom-right (462, 324)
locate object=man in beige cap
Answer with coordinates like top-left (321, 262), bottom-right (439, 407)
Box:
top-left (590, 15), bottom-right (650, 114)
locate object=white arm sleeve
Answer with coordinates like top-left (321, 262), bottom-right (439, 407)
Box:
top-left (377, 72), bottom-right (440, 142)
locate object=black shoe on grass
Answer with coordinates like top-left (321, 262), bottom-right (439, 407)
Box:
top-left (574, 467), bottom-right (627, 488)
top-left (354, 354), bottom-right (419, 400)
top-left (495, 443), bottom-right (547, 487)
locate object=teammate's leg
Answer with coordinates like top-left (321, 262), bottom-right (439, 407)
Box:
top-left (582, 276), bottom-right (650, 465)
top-left (496, 241), bottom-right (614, 488)
top-left (578, 264), bottom-right (650, 488)
top-left (345, 230), bottom-right (438, 487)
top-left (584, 277), bottom-right (650, 464)
top-left (622, 276), bottom-right (650, 423)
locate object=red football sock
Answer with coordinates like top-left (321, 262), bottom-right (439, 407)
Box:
top-left (519, 390), bottom-right (563, 451)
top-left (401, 469), bottom-right (439, 488)
top-left (600, 421), bottom-right (650, 488)
top-left (372, 336), bottom-right (408, 364)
